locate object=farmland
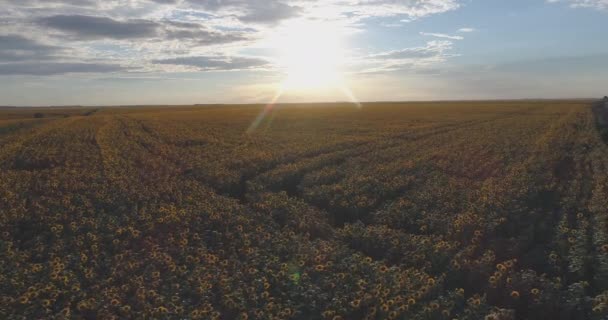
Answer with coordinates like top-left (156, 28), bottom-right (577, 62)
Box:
top-left (1, 101), bottom-right (607, 319)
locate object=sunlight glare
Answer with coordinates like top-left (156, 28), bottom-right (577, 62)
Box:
top-left (276, 20), bottom-right (345, 92)
top-left (247, 20), bottom-right (361, 133)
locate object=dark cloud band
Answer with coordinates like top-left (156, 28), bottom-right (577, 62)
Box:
top-left (0, 62), bottom-right (125, 75)
top-left (38, 15), bottom-right (160, 40)
top-left (153, 56), bottom-right (269, 71)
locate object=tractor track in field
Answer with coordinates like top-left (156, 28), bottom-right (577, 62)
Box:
top-left (241, 110), bottom-right (551, 228)
top-left (245, 112), bottom-right (532, 195)
top-left (83, 112), bottom-right (525, 235)
top-left (0, 117), bottom-right (80, 169)
top-left (105, 115), bottom-right (468, 201)
top-left (90, 107), bottom-right (559, 233)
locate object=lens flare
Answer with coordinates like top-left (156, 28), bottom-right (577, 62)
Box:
top-left (247, 86), bottom-right (284, 134)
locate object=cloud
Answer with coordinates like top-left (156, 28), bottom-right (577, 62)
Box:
top-left (363, 40), bottom-right (456, 72)
top-left (0, 62), bottom-right (126, 75)
top-left (0, 34), bottom-right (128, 75)
top-left (237, 1), bottom-right (301, 24)
top-left (163, 21), bottom-right (252, 45)
top-left (344, 0), bottom-right (460, 19)
top-left (371, 40), bottom-right (454, 60)
top-left (3, 0), bottom-right (98, 6)
top-left (420, 32), bottom-right (464, 40)
top-left (0, 0), bottom-right (463, 78)
top-left (35, 13), bottom-right (253, 45)
top-left (547, 0), bottom-right (608, 11)
top-left (152, 55), bottom-right (270, 71)
top-left (150, 0), bottom-right (459, 23)
top-left (150, 0), bottom-right (303, 24)
top-left (0, 35), bottom-right (62, 62)
top-left (38, 15), bottom-right (160, 40)
top-left (458, 27), bottom-right (475, 32)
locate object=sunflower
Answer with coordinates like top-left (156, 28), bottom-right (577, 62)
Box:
top-left (60, 307), bottom-right (71, 317)
top-left (76, 301), bottom-right (89, 311)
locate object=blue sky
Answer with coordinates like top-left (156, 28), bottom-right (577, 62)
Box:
top-left (0, 0), bottom-right (606, 106)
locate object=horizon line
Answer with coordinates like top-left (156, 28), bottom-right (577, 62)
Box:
top-left (0, 97), bottom-right (602, 108)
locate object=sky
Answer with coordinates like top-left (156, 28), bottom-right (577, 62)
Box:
top-left (0, 0), bottom-right (607, 106)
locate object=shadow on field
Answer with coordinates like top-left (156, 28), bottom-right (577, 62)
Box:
top-left (593, 99), bottom-right (608, 143)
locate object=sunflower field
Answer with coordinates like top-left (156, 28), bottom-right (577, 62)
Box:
top-left (1, 101), bottom-right (607, 319)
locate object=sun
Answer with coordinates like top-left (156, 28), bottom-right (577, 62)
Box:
top-left (274, 20), bottom-right (345, 91)
top-left (247, 20), bottom-right (360, 133)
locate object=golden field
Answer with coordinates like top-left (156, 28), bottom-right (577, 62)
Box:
top-left (1, 101), bottom-right (607, 319)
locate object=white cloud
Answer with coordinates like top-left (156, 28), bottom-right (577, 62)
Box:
top-left (420, 32), bottom-right (464, 40)
top-left (341, 0), bottom-right (460, 19)
top-left (547, 0), bottom-right (608, 11)
top-left (457, 27), bottom-right (475, 32)
top-left (362, 40), bottom-right (457, 73)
